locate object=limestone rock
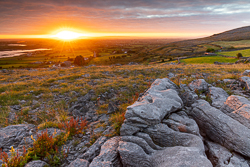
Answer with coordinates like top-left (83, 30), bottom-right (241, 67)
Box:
top-left (135, 132), bottom-right (163, 150)
top-left (0, 124), bottom-right (36, 152)
top-left (221, 95), bottom-right (250, 129)
top-left (188, 79), bottom-right (208, 92)
top-left (162, 111), bottom-right (200, 136)
top-left (209, 87), bottom-right (229, 109)
top-left (151, 146), bottom-right (213, 167)
top-left (118, 141), bottom-right (211, 167)
top-left (180, 84), bottom-right (198, 107)
top-left (118, 141), bottom-right (152, 167)
top-left (191, 100), bottom-right (250, 157)
top-left (168, 72), bottom-right (175, 79)
top-left (107, 102), bottom-right (118, 114)
top-left (148, 78), bottom-right (179, 92)
top-left (223, 79), bottom-right (236, 84)
top-left (121, 78), bottom-right (183, 136)
top-left (90, 137), bottom-right (122, 167)
top-left (120, 123), bottom-right (140, 136)
top-left (240, 76), bottom-right (250, 90)
top-left (144, 123), bottom-right (204, 152)
top-left (79, 136), bottom-right (107, 162)
top-left (68, 158), bottom-right (89, 167)
top-left (243, 70), bottom-right (250, 76)
top-left (25, 160), bottom-right (49, 167)
top-left (121, 136), bottom-right (155, 154)
top-left (206, 141), bottom-right (249, 167)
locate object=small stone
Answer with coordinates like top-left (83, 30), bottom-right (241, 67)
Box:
top-left (242, 70), bottom-right (250, 76)
top-left (25, 160), bottom-right (48, 167)
top-left (82, 74), bottom-right (90, 78)
top-left (108, 102), bottom-right (118, 114)
top-left (68, 158), bottom-right (89, 167)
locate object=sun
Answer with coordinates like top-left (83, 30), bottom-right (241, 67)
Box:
top-left (53, 30), bottom-right (83, 40)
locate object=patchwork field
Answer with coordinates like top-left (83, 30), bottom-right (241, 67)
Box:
top-left (217, 49), bottom-right (250, 57)
top-left (180, 56), bottom-right (238, 64)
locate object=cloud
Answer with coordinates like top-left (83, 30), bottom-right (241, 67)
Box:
top-left (0, 0), bottom-right (250, 36)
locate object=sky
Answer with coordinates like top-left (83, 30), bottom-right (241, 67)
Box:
top-left (0, 0), bottom-right (250, 38)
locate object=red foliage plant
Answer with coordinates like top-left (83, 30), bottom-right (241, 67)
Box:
top-left (0, 146), bottom-right (28, 167)
top-left (58, 117), bottom-right (87, 136)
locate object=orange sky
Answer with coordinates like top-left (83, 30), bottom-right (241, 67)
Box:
top-left (0, 0), bottom-right (250, 39)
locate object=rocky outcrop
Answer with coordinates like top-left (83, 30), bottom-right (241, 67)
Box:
top-left (205, 141), bottom-right (249, 167)
top-left (25, 160), bottom-right (49, 167)
top-left (240, 76), bottom-right (250, 90)
top-left (191, 100), bottom-right (250, 157)
top-left (89, 78), bottom-right (250, 166)
top-left (188, 79), bottom-right (208, 92)
top-left (79, 136), bottom-right (107, 162)
top-left (90, 78), bottom-right (211, 167)
top-left (2, 77), bottom-right (250, 167)
top-left (90, 137), bottom-right (122, 167)
top-left (221, 95), bottom-right (250, 129)
top-left (68, 158), bottom-right (89, 167)
top-left (180, 84), bottom-right (198, 107)
top-left (243, 70), bottom-right (250, 76)
top-left (120, 78), bottom-right (183, 136)
top-left (69, 89), bottom-right (97, 122)
top-left (0, 124), bottom-right (36, 152)
top-left (208, 86), bottom-right (229, 109)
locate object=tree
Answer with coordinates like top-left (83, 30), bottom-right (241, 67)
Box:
top-left (206, 48), bottom-right (215, 52)
top-left (237, 53), bottom-right (243, 59)
top-left (74, 55), bottom-right (85, 66)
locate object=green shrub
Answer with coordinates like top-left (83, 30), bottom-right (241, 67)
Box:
top-left (237, 53), bottom-right (243, 59)
top-left (74, 55), bottom-right (86, 66)
top-left (206, 48), bottom-right (215, 52)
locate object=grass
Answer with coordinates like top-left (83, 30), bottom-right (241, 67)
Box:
top-left (1, 62), bottom-right (250, 166)
top-left (217, 49), bottom-right (250, 57)
top-left (180, 56), bottom-right (237, 64)
top-left (0, 64), bottom-right (250, 134)
top-left (212, 40), bottom-right (250, 48)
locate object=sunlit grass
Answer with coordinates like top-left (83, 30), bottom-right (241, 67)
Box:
top-left (217, 49), bottom-right (250, 57)
top-left (1, 63), bottom-right (250, 133)
top-left (180, 56), bottom-right (237, 64)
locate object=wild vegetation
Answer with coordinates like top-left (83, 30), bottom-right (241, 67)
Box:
top-left (1, 26), bottom-right (250, 166)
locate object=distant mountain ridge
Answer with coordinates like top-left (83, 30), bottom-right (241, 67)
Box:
top-left (204, 26), bottom-right (250, 41)
top-left (164, 26), bottom-right (250, 48)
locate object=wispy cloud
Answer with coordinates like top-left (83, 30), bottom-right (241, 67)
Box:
top-left (0, 0), bottom-right (250, 37)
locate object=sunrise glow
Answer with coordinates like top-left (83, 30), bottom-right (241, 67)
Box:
top-left (53, 30), bottom-right (84, 40)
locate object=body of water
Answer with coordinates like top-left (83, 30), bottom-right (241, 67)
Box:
top-left (0, 48), bottom-right (51, 58)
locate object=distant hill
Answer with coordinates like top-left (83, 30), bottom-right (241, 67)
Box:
top-left (145, 26), bottom-right (250, 58)
top-left (205, 26), bottom-right (250, 41)
top-left (169, 26), bottom-right (250, 47)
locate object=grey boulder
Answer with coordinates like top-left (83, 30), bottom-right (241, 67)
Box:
top-left (144, 123), bottom-right (204, 152)
top-left (188, 79), bottom-right (208, 93)
top-left (118, 141), bottom-right (152, 167)
top-left (191, 100), bottom-right (250, 157)
top-left (243, 70), bottom-right (250, 76)
top-left (121, 78), bottom-right (183, 136)
top-left (118, 141), bottom-right (212, 167)
top-left (68, 158), bottom-right (89, 167)
top-left (0, 124), bottom-right (36, 152)
top-left (151, 146), bottom-right (213, 167)
top-left (162, 111), bottom-right (200, 136)
top-left (208, 87), bottom-right (229, 109)
top-left (25, 160), bottom-right (48, 167)
top-left (221, 95), bottom-right (250, 129)
top-left (79, 136), bottom-right (107, 162)
top-left (180, 84), bottom-right (198, 107)
top-left (240, 76), bottom-right (250, 90)
top-left (205, 141), bottom-right (249, 167)
top-left (90, 137), bottom-right (122, 167)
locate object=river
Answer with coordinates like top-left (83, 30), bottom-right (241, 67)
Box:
top-left (0, 48), bottom-right (51, 59)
